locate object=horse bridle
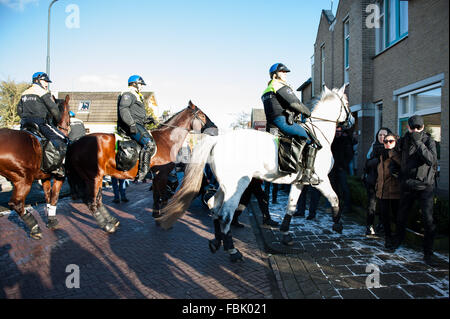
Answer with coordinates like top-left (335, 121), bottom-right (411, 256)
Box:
top-left (307, 93), bottom-right (352, 146)
top-left (158, 108), bottom-right (207, 132)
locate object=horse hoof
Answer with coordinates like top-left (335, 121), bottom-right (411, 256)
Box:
top-left (208, 239), bottom-right (221, 254)
top-left (30, 226), bottom-right (42, 240)
top-left (281, 233), bottom-right (294, 246)
top-left (104, 223), bottom-right (117, 233)
top-left (46, 217), bottom-right (59, 229)
top-left (332, 222), bottom-right (343, 234)
top-left (152, 211), bottom-right (162, 218)
top-left (229, 250), bottom-right (243, 263)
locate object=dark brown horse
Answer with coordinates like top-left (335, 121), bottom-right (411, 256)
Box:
top-left (151, 112), bottom-right (218, 213)
top-left (65, 101), bottom-right (210, 233)
top-left (0, 95), bottom-right (71, 239)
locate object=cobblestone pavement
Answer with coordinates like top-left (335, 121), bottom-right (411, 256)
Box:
top-left (0, 182), bottom-right (275, 299)
top-left (249, 188), bottom-right (449, 299)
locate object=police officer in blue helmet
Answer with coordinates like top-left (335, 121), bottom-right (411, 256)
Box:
top-left (117, 75), bottom-right (156, 181)
top-left (17, 72), bottom-right (67, 178)
top-left (262, 63), bottom-right (320, 185)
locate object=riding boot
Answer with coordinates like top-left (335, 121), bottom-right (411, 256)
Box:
top-left (21, 211), bottom-right (42, 239)
top-left (137, 142), bottom-right (155, 182)
top-left (301, 145), bottom-right (320, 185)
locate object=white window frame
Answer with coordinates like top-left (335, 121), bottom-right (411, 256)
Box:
top-left (397, 82), bottom-right (442, 134)
top-left (375, 0), bottom-right (408, 54)
top-left (344, 19), bottom-right (350, 84)
top-left (321, 45), bottom-right (325, 89)
top-left (374, 101), bottom-right (383, 136)
top-left (311, 55), bottom-right (315, 97)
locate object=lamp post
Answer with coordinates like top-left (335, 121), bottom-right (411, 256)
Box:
top-left (46, 0), bottom-right (59, 87)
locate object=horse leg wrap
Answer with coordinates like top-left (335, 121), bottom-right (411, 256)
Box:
top-left (280, 214), bottom-right (292, 234)
top-left (209, 219), bottom-right (222, 253)
top-left (92, 209), bottom-right (115, 233)
top-left (46, 204), bottom-right (57, 216)
top-left (98, 205), bottom-right (120, 227)
top-left (21, 211), bottom-right (42, 239)
top-left (222, 231), bottom-right (235, 251)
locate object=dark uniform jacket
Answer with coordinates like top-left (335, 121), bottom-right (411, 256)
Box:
top-left (398, 131), bottom-right (437, 190)
top-left (117, 87), bottom-right (147, 134)
top-left (261, 79), bottom-right (311, 124)
top-left (17, 84), bottom-right (61, 124)
top-left (68, 117), bottom-right (86, 142)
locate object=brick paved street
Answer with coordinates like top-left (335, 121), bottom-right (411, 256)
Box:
top-left (249, 188), bottom-right (449, 299)
top-left (0, 182), bottom-right (274, 299)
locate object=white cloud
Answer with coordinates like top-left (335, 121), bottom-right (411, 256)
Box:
top-left (0, 0), bottom-right (38, 11)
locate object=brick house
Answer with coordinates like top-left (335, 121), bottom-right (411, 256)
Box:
top-left (58, 91), bottom-right (158, 134)
top-left (298, 0), bottom-right (448, 196)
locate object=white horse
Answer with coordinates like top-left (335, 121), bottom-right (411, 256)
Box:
top-left (156, 85), bottom-right (354, 262)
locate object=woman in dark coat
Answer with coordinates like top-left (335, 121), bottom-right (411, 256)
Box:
top-left (375, 132), bottom-right (401, 249)
top-left (363, 127), bottom-right (392, 236)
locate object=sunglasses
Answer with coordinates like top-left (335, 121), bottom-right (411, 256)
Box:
top-left (383, 139), bottom-right (396, 144)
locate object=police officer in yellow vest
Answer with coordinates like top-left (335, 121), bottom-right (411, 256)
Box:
top-left (261, 63), bottom-right (319, 185)
top-left (117, 75), bottom-right (156, 181)
top-left (17, 72), bottom-right (67, 178)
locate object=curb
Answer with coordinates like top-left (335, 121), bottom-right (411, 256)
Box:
top-left (248, 197), bottom-right (305, 255)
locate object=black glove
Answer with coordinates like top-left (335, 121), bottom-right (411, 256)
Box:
top-left (145, 116), bottom-right (156, 125)
top-left (410, 131), bottom-right (422, 144)
top-left (129, 125), bottom-right (137, 134)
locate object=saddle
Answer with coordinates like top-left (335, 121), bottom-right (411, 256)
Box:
top-left (21, 123), bottom-right (63, 174)
top-left (114, 130), bottom-right (142, 171)
top-left (267, 121), bottom-right (317, 175)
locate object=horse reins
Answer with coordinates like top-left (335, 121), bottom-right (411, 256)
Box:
top-left (157, 108), bottom-right (206, 132)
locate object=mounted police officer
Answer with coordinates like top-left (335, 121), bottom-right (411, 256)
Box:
top-left (261, 63), bottom-right (320, 184)
top-left (17, 72), bottom-right (67, 177)
top-left (117, 75), bottom-right (156, 181)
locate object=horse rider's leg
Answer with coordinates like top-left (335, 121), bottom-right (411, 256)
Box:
top-left (9, 179), bottom-right (42, 239)
top-left (280, 184), bottom-right (303, 246)
top-left (313, 179), bottom-right (343, 233)
top-left (41, 178), bottom-right (59, 229)
top-left (87, 177), bottom-right (116, 233)
top-left (95, 188), bottom-right (120, 229)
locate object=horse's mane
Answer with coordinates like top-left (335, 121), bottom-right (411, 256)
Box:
top-left (310, 88), bottom-right (341, 115)
top-left (156, 109), bottom-right (184, 129)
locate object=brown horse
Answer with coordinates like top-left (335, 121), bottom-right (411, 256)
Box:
top-left (151, 112), bottom-right (218, 213)
top-left (65, 101), bottom-right (210, 233)
top-left (0, 95), bottom-right (71, 239)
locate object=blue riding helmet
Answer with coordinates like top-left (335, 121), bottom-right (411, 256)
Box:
top-left (32, 72), bottom-right (52, 83)
top-left (269, 63), bottom-right (290, 79)
top-left (69, 111), bottom-right (76, 117)
top-left (128, 75), bottom-right (146, 86)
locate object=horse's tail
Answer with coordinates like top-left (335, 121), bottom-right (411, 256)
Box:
top-left (156, 135), bottom-right (218, 230)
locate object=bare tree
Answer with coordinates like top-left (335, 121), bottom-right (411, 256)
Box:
top-left (230, 111), bottom-right (250, 130)
top-left (0, 79), bottom-right (29, 128)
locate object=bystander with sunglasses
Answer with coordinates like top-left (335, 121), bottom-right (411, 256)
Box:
top-left (390, 115), bottom-right (439, 266)
top-left (375, 133), bottom-right (401, 250)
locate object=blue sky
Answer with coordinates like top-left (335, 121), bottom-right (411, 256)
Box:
top-left (0, 0), bottom-right (338, 130)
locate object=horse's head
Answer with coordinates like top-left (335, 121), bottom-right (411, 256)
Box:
top-left (187, 100), bottom-right (218, 135)
top-left (321, 84), bottom-right (354, 129)
top-left (53, 94), bottom-right (71, 137)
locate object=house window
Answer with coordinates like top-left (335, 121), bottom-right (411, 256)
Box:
top-left (398, 84), bottom-right (441, 159)
top-left (375, 0), bottom-right (408, 53)
top-left (344, 19), bottom-right (350, 84)
top-left (321, 45), bottom-right (325, 89)
top-left (311, 55), bottom-right (315, 97)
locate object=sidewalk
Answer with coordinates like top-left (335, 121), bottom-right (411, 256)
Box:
top-left (248, 189), bottom-right (449, 299)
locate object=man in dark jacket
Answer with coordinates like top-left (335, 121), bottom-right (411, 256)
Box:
top-left (392, 115), bottom-right (438, 266)
top-left (117, 75), bottom-right (156, 181)
top-left (68, 111), bottom-right (86, 142)
top-left (329, 126), bottom-right (354, 214)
